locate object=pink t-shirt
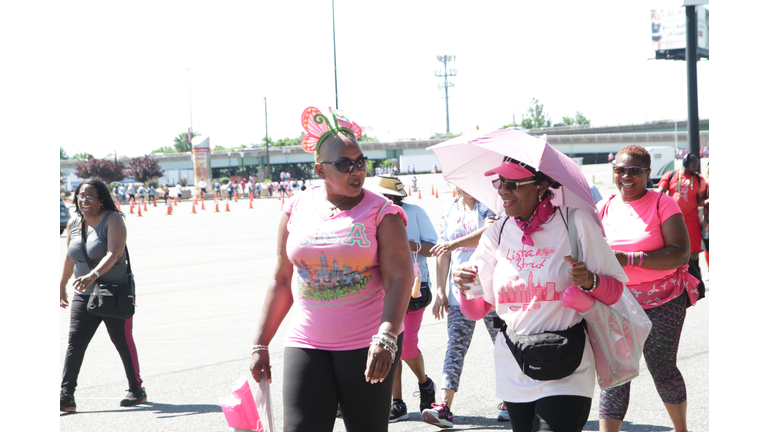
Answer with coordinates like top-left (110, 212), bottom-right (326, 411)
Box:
top-left (597, 191), bottom-right (681, 285)
top-left (284, 188), bottom-right (407, 351)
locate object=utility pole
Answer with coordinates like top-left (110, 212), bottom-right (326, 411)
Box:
top-left (435, 55), bottom-right (457, 134)
top-left (332, 0), bottom-right (339, 109)
top-left (264, 97), bottom-right (270, 181)
top-left (185, 68), bottom-right (193, 142)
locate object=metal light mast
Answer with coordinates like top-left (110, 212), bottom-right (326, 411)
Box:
top-left (435, 55), bottom-right (457, 134)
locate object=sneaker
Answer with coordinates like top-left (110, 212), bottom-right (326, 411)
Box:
top-left (415, 376), bottom-right (436, 412)
top-left (120, 387), bottom-right (147, 407)
top-left (389, 398), bottom-right (408, 422)
top-left (421, 402), bottom-right (454, 428)
top-left (60, 389), bottom-right (76, 413)
top-left (497, 402), bottom-right (509, 422)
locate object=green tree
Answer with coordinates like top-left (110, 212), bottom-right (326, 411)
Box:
top-left (358, 134), bottom-right (377, 142)
top-left (574, 111), bottom-right (590, 126)
top-left (561, 111), bottom-right (590, 126)
top-left (173, 131), bottom-right (200, 152)
top-left (521, 98), bottom-right (551, 129)
top-left (60, 147), bottom-right (69, 160)
top-left (71, 151), bottom-right (94, 160)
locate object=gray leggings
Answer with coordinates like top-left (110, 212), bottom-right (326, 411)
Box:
top-left (599, 293), bottom-right (690, 419)
top-left (441, 305), bottom-right (499, 392)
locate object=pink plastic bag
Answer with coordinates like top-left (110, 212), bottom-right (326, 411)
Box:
top-left (220, 377), bottom-right (264, 432)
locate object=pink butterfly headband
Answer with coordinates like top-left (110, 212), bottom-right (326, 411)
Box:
top-left (300, 107), bottom-right (362, 162)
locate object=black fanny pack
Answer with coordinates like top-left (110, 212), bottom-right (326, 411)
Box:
top-left (408, 282), bottom-right (432, 311)
top-left (494, 317), bottom-right (586, 381)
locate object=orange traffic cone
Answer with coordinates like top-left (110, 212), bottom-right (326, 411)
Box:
top-left (194, 196), bottom-right (198, 206)
top-left (129, 203), bottom-right (134, 214)
top-left (225, 201), bottom-right (230, 212)
top-left (435, 189), bottom-right (439, 198)
top-left (144, 201), bottom-right (148, 211)
top-left (408, 186), bottom-right (411, 196)
top-left (130, 197), bottom-right (135, 206)
top-left (418, 190), bottom-right (422, 199)
top-left (116, 201), bottom-right (121, 211)
top-left (167, 204), bottom-right (172, 215)
top-left (174, 196), bottom-right (178, 206)
top-left (452, 189), bottom-right (456, 197)
top-left (215, 201), bottom-right (219, 212)
top-left (201, 199), bottom-right (205, 210)
top-left (137, 205), bottom-right (142, 217)
top-left (250, 192), bottom-right (253, 201)
top-left (153, 196), bottom-right (157, 207)
top-left (192, 204), bottom-right (196, 214)
top-left (431, 184), bottom-right (434, 195)
top-left (234, 192), bottom-right (238, 202)
top-left (249, 197), bottom-right (253, 209)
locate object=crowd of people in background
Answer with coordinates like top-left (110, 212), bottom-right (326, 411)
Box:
top-left (63, 132), bottom-right (708, 432)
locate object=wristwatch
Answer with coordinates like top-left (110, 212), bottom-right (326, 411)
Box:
top-left (92, 270), bottom-right (100, 278)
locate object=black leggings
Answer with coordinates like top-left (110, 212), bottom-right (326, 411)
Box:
top-left (61, 295), bottom-right (143, 393)
top-left (506, 395), bottom-right (591, 432)
top-left (282, 335), bottom-right (403, 432)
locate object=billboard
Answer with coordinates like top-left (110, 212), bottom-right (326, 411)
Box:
top-left (651, 6), bottom-right (708, 59)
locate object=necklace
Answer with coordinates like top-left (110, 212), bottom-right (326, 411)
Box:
top-left (329, 195), bottom-right (351, 214)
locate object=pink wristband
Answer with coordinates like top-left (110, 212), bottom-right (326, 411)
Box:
top-left (628, 252), bottom-right (634, 268)
top-left (636, 252), bottom-right (643, 267)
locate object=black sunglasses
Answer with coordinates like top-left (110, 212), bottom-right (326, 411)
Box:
top-left (320, 156), bottom-right (369, 173)
top-left (612, 166), bottom-right (647, 176)
top-left (491, 178), bottom-right (537, 191)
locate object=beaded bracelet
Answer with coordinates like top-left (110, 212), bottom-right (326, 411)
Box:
top-left (252, 345), bottom-right (269, 355)
top-left (371, 335), bottom-right (397, 362)
top-left (381, 330), bottom-right (398, 341)
top-left (581, 272), bottom-right (599, 293)
top-left (372, 334), bottom-right (397, 351)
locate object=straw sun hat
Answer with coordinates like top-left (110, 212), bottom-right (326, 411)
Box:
top-left (366, 175), bottom-right (407, 197)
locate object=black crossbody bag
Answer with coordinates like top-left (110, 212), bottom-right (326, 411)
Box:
top-left (492, 212), bottom-right (586, 381)
top-left (80, 218), bottom-right (136, 319)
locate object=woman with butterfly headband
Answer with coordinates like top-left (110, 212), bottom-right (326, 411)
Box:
top-left (597, 145), bottom-right (700, 432)
top-left (249, 107), bottom-right (413, 432)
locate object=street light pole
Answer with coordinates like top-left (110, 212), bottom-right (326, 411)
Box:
top-left (264, 97), bottom-right (270, 181)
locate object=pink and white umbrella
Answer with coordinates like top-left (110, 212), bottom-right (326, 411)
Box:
top-left (428, 128), bottom-right (603, 231)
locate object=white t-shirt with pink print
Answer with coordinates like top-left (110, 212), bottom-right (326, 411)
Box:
top-left (283, 188), bottom-right (407, 351)
top-left (467, 207), bottom-right (627, 403)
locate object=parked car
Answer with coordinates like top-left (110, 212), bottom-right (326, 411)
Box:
top-left (60, 200), bottom-right (70, 234)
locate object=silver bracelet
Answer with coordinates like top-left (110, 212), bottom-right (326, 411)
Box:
top-left (252, 344), bottom-right (269, 355)
top-left (414, 241), bottom-right (422, 254)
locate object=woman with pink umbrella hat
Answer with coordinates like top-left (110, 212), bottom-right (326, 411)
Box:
top-left (441, 142), bottom-right (630, 431)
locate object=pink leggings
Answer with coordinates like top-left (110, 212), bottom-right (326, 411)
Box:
top-left (401, 308), bottom-right (425, 361)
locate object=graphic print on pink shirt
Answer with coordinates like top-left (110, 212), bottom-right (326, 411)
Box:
top-left (293, 252), bottom-right (372, 302)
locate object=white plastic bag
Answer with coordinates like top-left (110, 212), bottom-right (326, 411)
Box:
top-left (580, 287), bottom-right (652, 389)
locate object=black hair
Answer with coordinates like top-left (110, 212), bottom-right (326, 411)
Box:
top-left (73, 178), bottom-right (124, 218)
top-left (615, 145), bottom-right (651, 168)
top-left (683, 153), bottom-right (699, 168)
top-left (384, 194), bottom-right (404, 207)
